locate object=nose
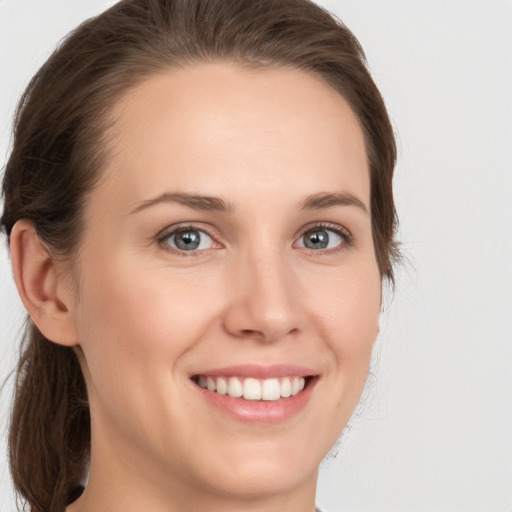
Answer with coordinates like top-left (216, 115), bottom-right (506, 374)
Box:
top-left (222, 246), bottom-right (301, 343)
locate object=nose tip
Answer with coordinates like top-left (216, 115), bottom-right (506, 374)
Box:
top-left (222, 255), bottom-right (300, 343)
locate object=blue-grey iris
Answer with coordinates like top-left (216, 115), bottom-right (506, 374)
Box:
top-left (303, 229), bottom-right (329, 249)
top-left (174, 230), bottom-right (201, 250)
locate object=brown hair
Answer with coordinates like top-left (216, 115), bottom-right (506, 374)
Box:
top-left (1, 0), bottom-right (399, 510)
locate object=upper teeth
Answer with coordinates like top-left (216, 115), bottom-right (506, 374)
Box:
top-left (196, 376), bottom-right (306, 401)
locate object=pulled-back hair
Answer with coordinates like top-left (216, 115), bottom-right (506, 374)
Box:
top-left (1, 0), bottom-right (398, 510)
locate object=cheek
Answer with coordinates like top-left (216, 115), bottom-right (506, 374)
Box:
top-left (288, 260), bottom-right (381, 459)
top-left (309, 258), bottom-right (381, 339)
top-left (309, 260), bottom-right (381, 387)
top-left (73, 255), bottom-right (219, 398)
top-left (72, 255), bottom-right (226, 445)
top-left (78, 255), bottom-right (213, 345)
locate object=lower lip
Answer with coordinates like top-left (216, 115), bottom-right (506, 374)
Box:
top-left (192, 378), bottom-right (317, 424)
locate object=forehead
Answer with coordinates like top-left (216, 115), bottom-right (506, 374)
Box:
top-left (98, 62), bottom-right (369, 210)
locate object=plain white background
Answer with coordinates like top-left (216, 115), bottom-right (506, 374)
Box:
top-left (0, 1), bottom-right (511, 511)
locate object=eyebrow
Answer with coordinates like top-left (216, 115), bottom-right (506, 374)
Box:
top-left (129, 191), bottom-right (368, 215)
top-left (130, 192), bottom-right (235, 215)
top-left (299, 192), bottom-right (369, 214)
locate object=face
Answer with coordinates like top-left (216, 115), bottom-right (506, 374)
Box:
top-left (69, 62), bottom-right (381, 506)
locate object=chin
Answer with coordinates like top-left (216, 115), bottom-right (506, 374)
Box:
top-left (185, 432), bottom-right (324, 500)
top-left (202, 459), bottom-right (317, 501)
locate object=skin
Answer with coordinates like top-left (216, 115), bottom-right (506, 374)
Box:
top-left (11, 62), bottom-right (381, 512)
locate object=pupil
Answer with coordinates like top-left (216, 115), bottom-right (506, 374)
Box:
top-left (175, 230), bottom-right (200, 250)
top-left (304, 229), bottom-right (329, 249)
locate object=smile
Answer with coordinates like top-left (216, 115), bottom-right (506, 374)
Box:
top-left (194, 375), bottom-right (306, 401)
top-left (190, 365), bottom-right (317, 423)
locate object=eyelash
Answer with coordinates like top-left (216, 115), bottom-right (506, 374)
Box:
top-left (156, 222), bottom-right (354, 258)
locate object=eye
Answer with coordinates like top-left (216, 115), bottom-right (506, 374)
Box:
top-left (295, 224), bottom-right (350, 252)
top-left (160, 227), bottom-right (215, 253)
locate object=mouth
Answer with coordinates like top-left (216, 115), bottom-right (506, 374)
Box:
top-left (190, 365), bottom-right (318, 423)
top-left (191, 375), bottom-right (312, 401)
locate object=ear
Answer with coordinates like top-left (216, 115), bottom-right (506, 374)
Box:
top-left (9, 220), bottom-right (79, 346)
top-left (370, 309), bottom-right (382, 347)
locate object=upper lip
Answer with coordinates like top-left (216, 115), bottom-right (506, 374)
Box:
top-left (191, 364), bottom-right (317, 379)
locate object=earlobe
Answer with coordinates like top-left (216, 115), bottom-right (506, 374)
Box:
top-left (9, 220), bottom-right (78, 347)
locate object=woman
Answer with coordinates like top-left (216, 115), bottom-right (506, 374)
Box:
top-left (1, 0), bottom-right (398, 510)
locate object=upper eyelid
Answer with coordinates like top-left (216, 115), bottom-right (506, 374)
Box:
top-left (157, 222), bottom-right (220, 240)
top-left (294, 221), bottom-right (353, 241)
